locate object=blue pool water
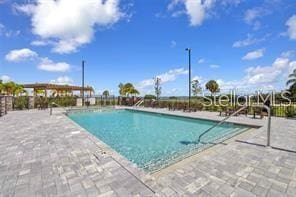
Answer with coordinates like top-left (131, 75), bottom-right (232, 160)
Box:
top-left (68, 109), bottom-right (248, 171)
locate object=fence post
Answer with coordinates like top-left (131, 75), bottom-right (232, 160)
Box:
top-left (263, 105), bottom-right (271, 147)
top-left (50, 105), bottom-right (52, 115)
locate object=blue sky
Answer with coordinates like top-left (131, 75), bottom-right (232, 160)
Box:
top-left (0, 0), bottom-right (296, 96)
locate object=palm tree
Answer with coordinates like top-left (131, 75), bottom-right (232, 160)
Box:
top-left (102, 90), bottom-right (110, 98)
top-left (287, 69), bottom-right (296, 96)
top-left (118, 83), bottom-right (139, 97)
top-left (3, 81), bottom-right (16, 95)
top-left (130, 88), bottom-right (139, 96)
top-left (287, 69), bottom-right (296, 88)
top-left (13, 84), bottom-right (25, 96)
top-left (205, 80), bottom-right (220, 97)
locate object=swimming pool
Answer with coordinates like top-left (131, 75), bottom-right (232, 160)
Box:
top-left (68, 109), bottom-right (249, 172)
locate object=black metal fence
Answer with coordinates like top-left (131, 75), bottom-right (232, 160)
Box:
top-left (94, 95), bottom-right (116, 106)
top-left (141, 97), bottom-right (296, 118)
top-left (271, 103), bottom-right (296, 117)
top-left (2, 94), bottom-right (296, 118)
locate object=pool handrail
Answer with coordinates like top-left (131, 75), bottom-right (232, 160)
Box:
top-left (134, 99), bottom-right (144, 107)
top-left (197, 104), bottom-right (271, 146)
top-left (197, 105), bottom-right (248, 143)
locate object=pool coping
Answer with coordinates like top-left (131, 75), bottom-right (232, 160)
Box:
top-left (64, 112), bottom-right (159, 193)
top-left (121, 106), bottom-right (263, 128)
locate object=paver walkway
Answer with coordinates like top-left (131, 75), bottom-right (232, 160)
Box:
top-left (0, 108), bottom-right (296, 196)
top-left (0, 110), bottom-right (157, 196)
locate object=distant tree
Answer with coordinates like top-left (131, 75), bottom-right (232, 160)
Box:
top-left (192, 79), bottom-right (202, 97)
top-left (102, 90), bottom-right (110, 98)
top-left (287, 68), bottom-right (296, 96)
top-left (205, 80), bottom-right (220, 97)
top-left (154, 77), bottom-right (161, 101)
top-left (169, 96), bottom-right (178, 100)
top-left (144, 94), bottom-right (156, 100)
top-left (118, 83), bottom-right (124, 96)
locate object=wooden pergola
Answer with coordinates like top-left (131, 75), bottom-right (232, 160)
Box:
top-left (22, 83), bottom-right (94, 97)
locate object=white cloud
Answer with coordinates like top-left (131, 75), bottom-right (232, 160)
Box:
top-left (216, 79), bottom-right (241, 90)
top-left (244, 8), bottom-right (262, 24)
top-left (197, 58), bottom-right (205, 64)
top-left (50, 76), bottom-right (73, 85)
top-left (192, 75), bottom-right (204, 85)
top-left (5, 48), bottom-right (38, 62)
top-left (5, 48), bottom-right (73, 73)
top-left (15, 0), bottom-right (124, 54)
top-left (168, 0), bottom-right (242, 26)
top-left (184, 0), bottom-right (214, 26)
top-left (0, 23), bottom-right (20, 38)
top-left (209, 64), bottom-right (220, 68)
top-left (244, 56), bottom-right (294, 86)
top-left (281, 50), bottom-right (294, 58)
top-left (30, 40), bottom-right (54, 46)
top-left (286, 15), bottom-right (296, 40)
top-left (244, 6), bottom-right (271, 30)
top-left (242, 49), bottom-right (265, 60)
top-left (168, 0), bottom-right (214, 26)
top-left (137, 68), bottom-right (188, 91)
top-left (216, 52), bottom-right (296, 91)
top-left (0, 75), bottom-right (11, 82)
top-left (170, 40), bottom-right (177, 48)
top-left (232, 34), bottom-right (267, 48)
top-left (38, 58), bottom-right (71, 72)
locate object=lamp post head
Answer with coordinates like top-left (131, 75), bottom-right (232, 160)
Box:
top-left (185, 48), bottom-right (191, 51)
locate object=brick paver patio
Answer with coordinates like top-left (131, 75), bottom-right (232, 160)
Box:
top-left (0, 108), bottom-right (295, 196)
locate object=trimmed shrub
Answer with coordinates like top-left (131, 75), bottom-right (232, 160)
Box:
top-left (285, 106), bottom-right (296, 117)
top-left (48, 96), bottom-right (76, 107)
top-left (14, 96), bottom-right (28, 110)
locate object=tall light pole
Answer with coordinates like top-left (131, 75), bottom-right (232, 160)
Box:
top-left (185, 48), bottom-right (192, 109)
top-left (82, 60), bottom-right (85, 106)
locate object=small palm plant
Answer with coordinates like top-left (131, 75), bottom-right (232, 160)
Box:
top-left (102, 90), bottom-right (110, 99)
top-left (287, 68), bottom-right (296, 94)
